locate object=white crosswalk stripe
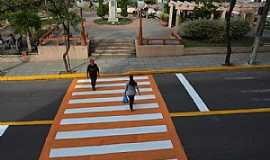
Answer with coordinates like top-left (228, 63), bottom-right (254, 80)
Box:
top-left (49, 140), bottom-right (173, 158)
top-left (75, 81), bottom-right (150, 89)
top-left (64, 103), bottom-right (159, 114)
top-left (68, 94), bottom-right (155, 104)
top-left (77, 76), bottom-right (149, 83)
top-left (60, 113), bottom-right (163, 125)
top-left (55, 125), bottom-right (167, 139)
top-left (72, 88), bottom-right (152, 96)
top-left (40, 76), bottom-right (184, 160)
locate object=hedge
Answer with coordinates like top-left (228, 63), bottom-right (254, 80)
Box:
top-left (178, 18), bottom-right (251, 43)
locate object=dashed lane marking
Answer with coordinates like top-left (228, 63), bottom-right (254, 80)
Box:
top-left (0, 125), bottom-right (8, 136)
top-left (176, 73), bottom-right (209, 112)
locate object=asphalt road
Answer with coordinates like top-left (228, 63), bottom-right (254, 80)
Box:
top-left (155, 70), bottom-right (270, 112)
top-left (0, 80), bottom-right (71, 121)
top-left (1, 70), bottom-right (270, 160)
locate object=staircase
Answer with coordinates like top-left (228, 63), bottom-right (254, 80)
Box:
top-left (91, 39), bottom-right (136, 56)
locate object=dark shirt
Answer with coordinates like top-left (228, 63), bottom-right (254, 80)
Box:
top-left (87, 64), bottom-right (99, 78)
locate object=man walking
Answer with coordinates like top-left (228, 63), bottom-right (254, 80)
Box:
top-left (87, 58), bottom-right (99, 91)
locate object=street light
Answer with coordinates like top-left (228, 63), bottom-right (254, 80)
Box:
top-left (76, 0), bottom-right (88, 46)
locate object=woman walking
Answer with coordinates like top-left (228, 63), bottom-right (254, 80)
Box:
top-left (87, 58), bottom-right (99, 91)
top-left (125, 75), bottom-right (140, 111)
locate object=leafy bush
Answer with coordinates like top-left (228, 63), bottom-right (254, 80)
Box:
top-left (230, 18), bottom-right (251, 40)
top-left (119, 0), bottom-right (128, 17)
top-left (178, 18), bottom-right (250, 43)
top-left (97, 0), bottom-right (108, 18)
top-left (160, 12), bottom-right (169, 22)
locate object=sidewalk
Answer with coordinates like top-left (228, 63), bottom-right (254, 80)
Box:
top-left (0, 52), bottom-right (270, 77)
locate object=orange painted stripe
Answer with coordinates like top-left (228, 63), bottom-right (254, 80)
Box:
top-left (39, 76), bottom-right (188, 160)
top-left (39, 80), bottom-right (78, 160)
top-left (149, 75), bottom-right (188, 160)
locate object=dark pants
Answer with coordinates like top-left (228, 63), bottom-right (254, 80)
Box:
top-left (90, 76), bottom-right (97, 90)
top-left (128, 95), bottom-right (135, 110)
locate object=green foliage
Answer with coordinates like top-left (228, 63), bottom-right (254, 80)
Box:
top-left (230, 18), bottom-right (251, 40)
top-left (144, 0), bottom-right (156, 5)
top-left (8, 10), bottom-right (41, 34)
top-left (179, 18), bottom-right (250, 43)
top-left (97, 0), bottom-right (108, 18)
top-left (163, 2), bottom-right (169, 14)
top-left (193, 0), bottom-right (220, 19)
top-left (0, 0), bottom-right (41, 20)
top-left (127, 0), bottom-right (137, 7)
top-left (119, 0), bottom-right (128, 17)
top-left (160, 12), bottom-right (169, 22)
top-left (47, 0), bottom-right (81, 33)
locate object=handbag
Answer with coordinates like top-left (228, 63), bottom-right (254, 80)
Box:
top-left (123, 95), bottom-right (129, 103)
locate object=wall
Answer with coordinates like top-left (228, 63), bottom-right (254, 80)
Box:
top-left (136, 40), bottom-right (185, 57)
top-left (35, 45), bottom-right (88, 61)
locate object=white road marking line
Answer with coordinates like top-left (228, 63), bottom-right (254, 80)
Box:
top-left (176, 73), bottom-right (209, 112)
top-left (49, 140), bottom-right (173, 158)
top-left (69, 94), bottom-right (155, 104)
top-left (224, 77), bottom-right (255, 80)
top-left (72, 88), bottom-right (152, 96)
top-left (241, 89), bottom-right (270, 93)
top-left (64, 103), bottom-right (159, 114)
top-left (77, 76), bottom-right (149, 83)
top-left (55, 125), bottom-right (167, 139)
top-left (0, 125), bottom-right (8, 136)
top-left (75, 81), bottom-right (150, 89)
top-left (60, 113), bottom-right (163, 125)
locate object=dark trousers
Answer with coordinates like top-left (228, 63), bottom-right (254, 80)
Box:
top-left (128, 95), bottom-right (135, 110)
top-left (90, 76), bottom-right (97, 90)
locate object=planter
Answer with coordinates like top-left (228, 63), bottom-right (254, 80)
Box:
top-left (160, 20), bottom-right (168, 27)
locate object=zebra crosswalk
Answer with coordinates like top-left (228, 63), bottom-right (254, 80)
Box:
top-left (39, 75), bottom-right (187, 160)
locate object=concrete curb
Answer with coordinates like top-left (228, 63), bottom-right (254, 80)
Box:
top-left (1, 64), bottom-right (270, 81)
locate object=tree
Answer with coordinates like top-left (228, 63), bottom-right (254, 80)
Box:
top-left (47, 0), bottom-right (81, 72)
top-left (249, 0), bottom-right (270, 64)
top-left (0, 0), bottom-right (42, 52)
top-left (119, 0), bottom-right (128, 17)
top-left (194, 0), bottom-right (221, 19)
top-left (224, 0), bottom-right (236, 65)
top-left (97, 0), bottom-right (108, 18)
top-left (8, 11), bottom-right (41, 52)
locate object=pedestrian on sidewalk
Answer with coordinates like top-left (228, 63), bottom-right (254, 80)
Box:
top-left (125, 75), bottom-right (141, 111)
top-left (87, 58), bottom-right (99, 91)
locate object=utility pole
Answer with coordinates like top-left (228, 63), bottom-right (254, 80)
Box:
top-left (249, 0), bottom-right (270, 64)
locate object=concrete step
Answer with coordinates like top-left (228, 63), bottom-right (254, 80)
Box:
top-left (95, 49), bottom-right (135, 53)
top-left (94, 39), bottom-right (134, 43)
top-left (92, 51), bottom-right (135, 56)
top-left (95, 42), bottom-right (134, 47)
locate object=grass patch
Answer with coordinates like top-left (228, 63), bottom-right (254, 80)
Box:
top-left (94, 18), bottom-right (132, 25)
top-left (183, 37), bottom-right (254, 47)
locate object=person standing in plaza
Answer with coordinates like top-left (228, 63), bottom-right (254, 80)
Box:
top-left (125, 75), bottom-right (140, 111)
top-left (87, 58), bottom-right (99, 91)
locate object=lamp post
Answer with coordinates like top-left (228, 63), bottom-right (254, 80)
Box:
top-left (76, 0), bottom-right (87, 46)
